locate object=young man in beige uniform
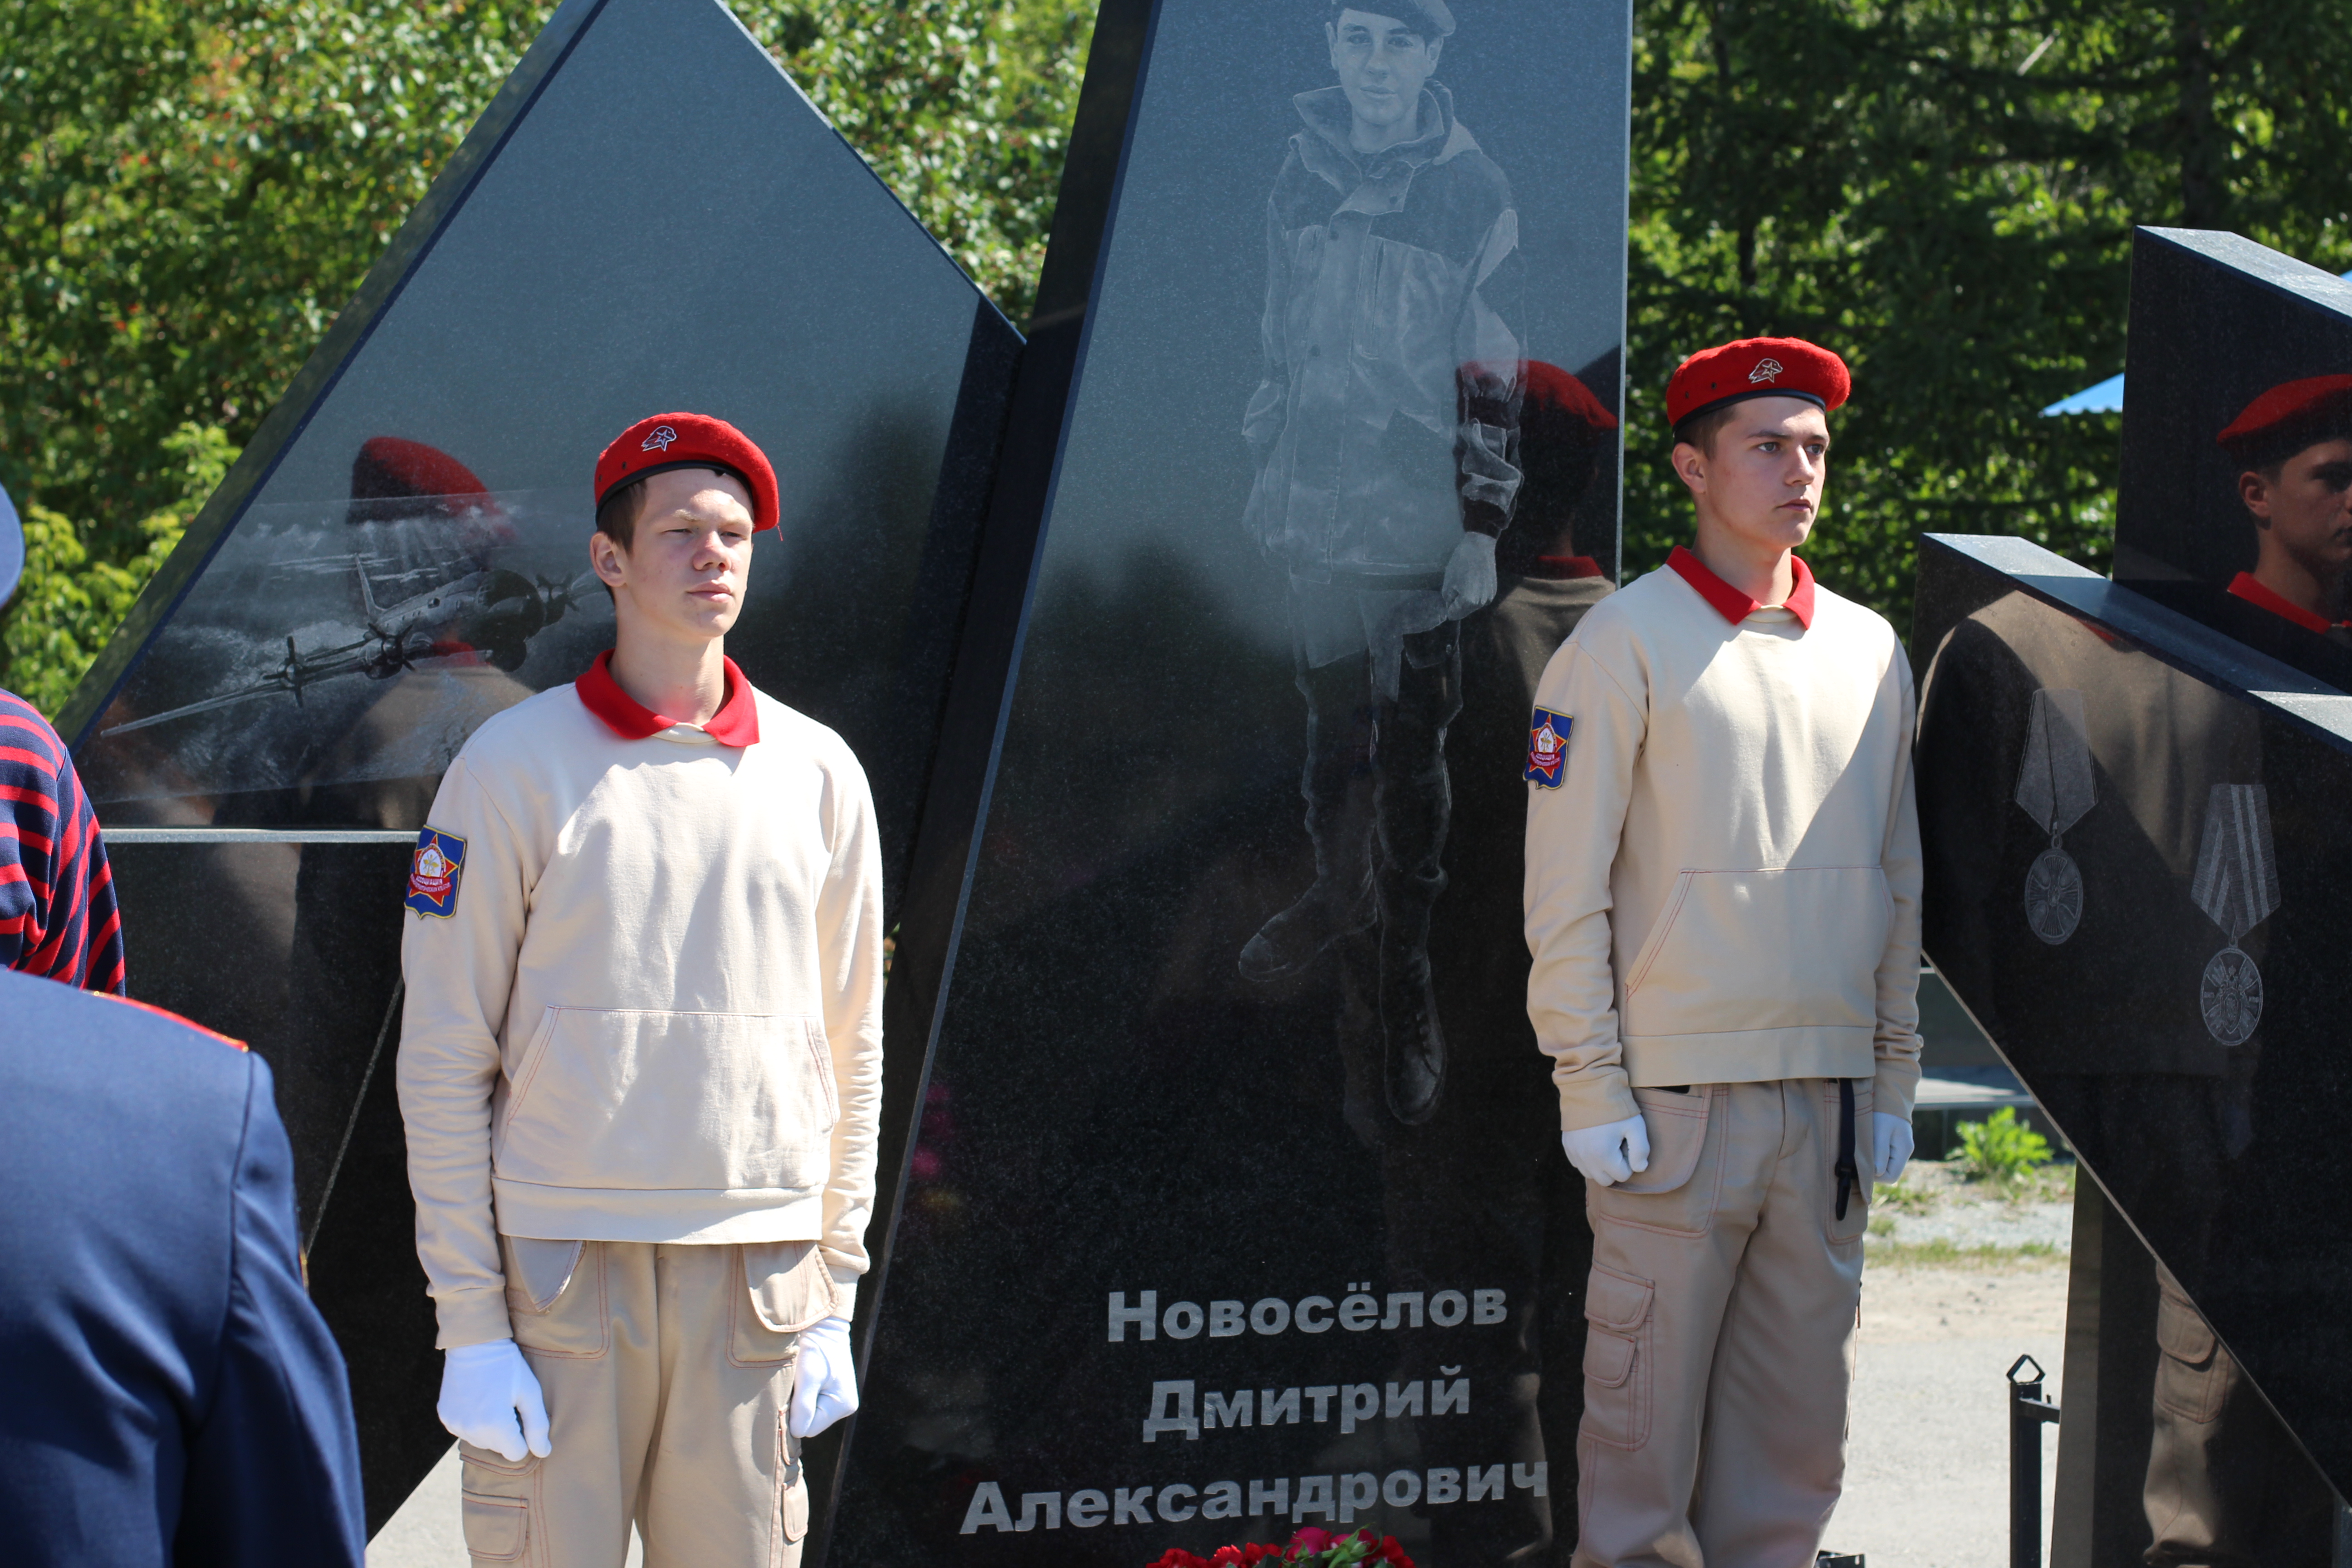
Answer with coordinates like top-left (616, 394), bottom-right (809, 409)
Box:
top-left (1522, 339), bottom-right (1922, 1565)
top-left (397, 413), bottom-right (883, 1567)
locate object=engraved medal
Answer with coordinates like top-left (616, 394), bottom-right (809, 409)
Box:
top-left (2013, 688), bottom-right (2095, 944)
top-left (2189, 784), bottom-right (2280, 1047)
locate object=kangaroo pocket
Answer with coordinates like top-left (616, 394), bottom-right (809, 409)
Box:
top-left (1622, 866), bottom-right (1891, 1039)
top-left (497, 1008), bottom-right (839, 1195)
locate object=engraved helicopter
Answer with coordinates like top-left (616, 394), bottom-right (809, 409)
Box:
top-left (102, 555), bottom-right (596, 736)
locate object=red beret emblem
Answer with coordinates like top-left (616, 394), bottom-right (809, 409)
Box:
top-left (595, 413), bottom-right (781, 532)
top-left (1665, 337), bottom-right (1851, 430)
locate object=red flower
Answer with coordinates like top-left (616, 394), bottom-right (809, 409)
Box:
top-left (1147, 1551), bottom-right (1208, 1568)
top-left (1210, 1550), bottom-right (1246, 1567)
top-left (1373, 1536), bottom-right (1415, 1568)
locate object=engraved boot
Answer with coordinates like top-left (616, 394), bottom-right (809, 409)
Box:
top-left (1240, 666), bottom-right (1376, 982)
top-left (1377, 872), bottom-right (1446, 1126)
top-left (1372, 631), bottom-right (1460, 1126)
top-left (1237, 813), bottom-right (1374, 981)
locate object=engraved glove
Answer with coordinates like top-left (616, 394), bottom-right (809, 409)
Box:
top-left (1561, 1113), bottom-right (1651, 1186)
top-left (1440, 532), bottom-right (1499, 618)
top-left (1872, 1111), bottom-right (1915, 1185)
top-left (437, 1339), bottom-right (550, 1462)
top-left (788, 1315), bottom-right (860, 1439)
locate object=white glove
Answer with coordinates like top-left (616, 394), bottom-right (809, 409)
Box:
top-left (1562, 1113), bottom-right (1651, 1186)
top-left (1440, 532), bottom-right (1499, 618)
top-left (789, 1315), bottom-right (860, 1439)
top-left (1872, 1111), bottom-right (1915, 1184)
top-left (437, 1339), bottom-right (550, 1462)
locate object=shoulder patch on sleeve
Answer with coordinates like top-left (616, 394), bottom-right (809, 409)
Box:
top-left (406, 827), bottom-right (467, 918)
top-left (1526, 709), bottom-right (1571, 789)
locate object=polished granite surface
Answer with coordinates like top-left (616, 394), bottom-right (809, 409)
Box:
top-left (2112, 227), bottom-right (2352, 693)
top-left (1915, 532), bottom-right (2352, 1511)
top-left (827, 0), bottom-right (1632, 1561)
top-left (81, 0), bottom-right (1019, 1528)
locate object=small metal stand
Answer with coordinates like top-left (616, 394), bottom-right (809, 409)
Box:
top-left (2008, 1353), bottom-right (2063, 1568)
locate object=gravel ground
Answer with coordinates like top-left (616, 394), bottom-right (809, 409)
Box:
top-left (1866, 1160), bottom-right (2077, 1256)
top-left (1832, 1257), bottom-right (2070, 1568)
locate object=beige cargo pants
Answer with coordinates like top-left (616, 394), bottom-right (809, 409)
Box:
top-left (456, 1237), bottom-right (837, 1568)
top-left (1573, 1079), bottom-right (1870, 1568)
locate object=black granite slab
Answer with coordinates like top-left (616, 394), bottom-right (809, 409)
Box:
top-left (825, 0), bottom-right (1632, 1561)
top-left (1914, 531), bottom-right (2352, 1506)
top-left (73, 0), bottom-right (1021, 1530)
top-left (2113, 227), bottom-right (2352, 691)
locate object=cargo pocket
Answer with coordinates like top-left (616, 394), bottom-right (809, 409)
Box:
top-left (502, 1235), bottom-right (607, 1359)
top-left (461, 1492), bottom-right (529, 1563)
top-left (1588, 1086), bottom-right (1722, 1238)
top-left (732, 1239), bottom-right (834, 1368)
top-left (774, 1411), bottom-right (810, 1553)
top-left (1579, 1266), bottom-right (1652, 1450)
top-left (2152, 1281), bottom-right (2228, 1423)
top-left (459, 1445), bottom-right (538, 1565)
top-left (1823, 1081), bottom-right (1873, 1246)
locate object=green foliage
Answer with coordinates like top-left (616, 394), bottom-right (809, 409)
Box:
top-left (1951, 1107), bottom-right (2054, 1182)
top-left (1864, 1235), bottom-right (2064, 1266)
top-left (3, 423), bottom-right (235, 717)
top-left (1, 0), bottom-right (552, 559)
top-left (1872, 1177), bottom-right (1938, 1214)
top-left (760, 0), bottom-right (1092, 323)
top-left (1623, 0), bottom-right (2352, 635)
top-left (0, 0), bottom-right (553, 709)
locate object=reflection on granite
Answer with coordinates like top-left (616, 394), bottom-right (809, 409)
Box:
top-left (828, 0), bottom-right (1633, 1562)
top-left (73, 0), bottom-right (1019, 1530)
top-left (1914, 532), bottom-right (2352, 1517)
top-left (2113, 228), bottom-right (2352, 694)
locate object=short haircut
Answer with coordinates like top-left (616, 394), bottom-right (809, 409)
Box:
top-left (2225, 406), bottom-right (2352, 480)
top-left (595, 475), bottom-right (648, 550)
top-left (1674, 397), bottom-right (1832, 457)
top-left (594, 463), bottom-right (755, 551)
top-left (1671, 402), bottom-right (1743, 457)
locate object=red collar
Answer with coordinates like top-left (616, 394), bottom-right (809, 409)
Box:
top-left (2227, 572), bottom-right (2337, 635)
top-left (1667, 545), bottom-right (1816, 629)
top-left (1530, 554), bottom-right (1607, 581)
top-left (575, 650), bottom-right (761, 747)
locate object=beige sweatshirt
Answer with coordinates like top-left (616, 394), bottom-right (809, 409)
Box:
top-left (1524, 549), bottom-right (1923, 1131)
top-left (396, 671), bottom-right (884, 1348)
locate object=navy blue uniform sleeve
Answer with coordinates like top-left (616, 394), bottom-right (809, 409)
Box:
top-left (172, 1054), bottom-right (366, 1568)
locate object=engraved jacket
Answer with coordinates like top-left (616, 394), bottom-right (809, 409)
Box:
top-left (1523, 550), bottom-right (1925, 1130)
top-left (1245, 82), bottom-right (1523, 584)
top-left (396, 661), bottom-right (884, 1348)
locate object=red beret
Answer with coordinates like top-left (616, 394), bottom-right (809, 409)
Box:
top-left (1522, 360), bottom-right (1620, 433)
top-left (352, 437), bottom-right (489, 504)
top-left (1666, 337), bottom-right (1850, 431)
top-left (2216, 375), bottom-right (2352, 452)
top-left (347, 437), bottom-right (505, 529)
top-left (595, 413), bottom-right (779, 532)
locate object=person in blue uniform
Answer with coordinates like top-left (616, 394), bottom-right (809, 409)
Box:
top-left (0, 967), bottom-right (365, 1568)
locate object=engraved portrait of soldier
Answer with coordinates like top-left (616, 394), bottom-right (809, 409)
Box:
top-left (1236, 0), bottom-right (1523, 1127)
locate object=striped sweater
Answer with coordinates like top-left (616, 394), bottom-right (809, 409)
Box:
top-left (1, 690), bottom-right (125, 993)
